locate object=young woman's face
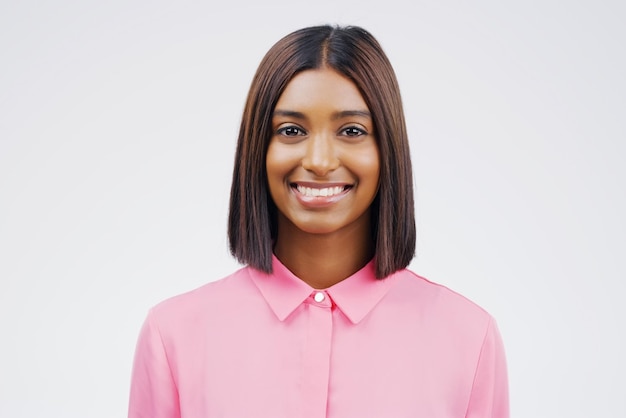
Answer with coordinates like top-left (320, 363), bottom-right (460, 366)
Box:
top-left (266, 68), bottom-right (380, 236)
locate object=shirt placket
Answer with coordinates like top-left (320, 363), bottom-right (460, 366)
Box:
top-left (302, 290), bottom-right (333, 418)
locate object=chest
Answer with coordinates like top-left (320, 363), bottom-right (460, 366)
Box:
top-left (167, 303), bottom-right (478, 417)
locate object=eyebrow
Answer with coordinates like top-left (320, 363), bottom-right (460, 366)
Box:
top-left (273, 109), bottom-right (372, 120)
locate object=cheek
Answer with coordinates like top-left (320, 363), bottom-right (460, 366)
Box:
top-left (267, 141), bottom-right (303, 170)
top-left (266, 146), bottom-right (283, 179)
top-left (265, 143), bottom-right (295, 194)
top-left (351, 148), bottom-right (380, 185)
top-left (367, 155), bottom-right (381, 178)
top-left (359, 156), bottom-right (381, 200)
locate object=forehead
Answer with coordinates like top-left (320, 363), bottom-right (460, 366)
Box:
top-left (275, 68), bottom-right (369, 112)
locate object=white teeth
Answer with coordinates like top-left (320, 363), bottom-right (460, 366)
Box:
top-left (296, 185), bottom-right (345, 197)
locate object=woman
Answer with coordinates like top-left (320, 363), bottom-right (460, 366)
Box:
top-left (129, 25), bottom-right (509, 418)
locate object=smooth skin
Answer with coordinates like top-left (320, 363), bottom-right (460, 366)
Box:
top-left (266, 68), bottom-right (380, 289)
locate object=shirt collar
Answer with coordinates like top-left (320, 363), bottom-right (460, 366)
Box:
top-left (247, 255), bottom-right (394, 324)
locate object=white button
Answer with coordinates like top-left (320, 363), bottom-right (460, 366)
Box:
top-left (314, 292), bottom-right (325, 303)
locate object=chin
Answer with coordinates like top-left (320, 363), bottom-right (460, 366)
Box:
top-left (292, 222), bottom-right (343, 235)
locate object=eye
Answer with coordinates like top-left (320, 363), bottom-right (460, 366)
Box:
top-left (340, 126), bottom-right (367, 137)
top-left (277, 125), bottom-right (306, 137)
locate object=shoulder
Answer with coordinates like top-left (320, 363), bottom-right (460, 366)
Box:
top-left (386, 268), bottom-right (494, 332)
top-left (147, 266), bottom-right (256, 327)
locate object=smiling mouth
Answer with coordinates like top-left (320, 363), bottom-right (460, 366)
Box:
top-left (291, 183), bottom-right (352, 198)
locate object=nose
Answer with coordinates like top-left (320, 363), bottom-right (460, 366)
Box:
top-left (301, 133), bottom-right (340, 176)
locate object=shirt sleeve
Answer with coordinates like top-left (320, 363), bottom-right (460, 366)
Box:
top-left (128, 309), bottom-right (181, 418)
top-left (465, 317), bottom-right (510, 418)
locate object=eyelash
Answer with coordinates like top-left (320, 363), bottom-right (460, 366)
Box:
top-left (277, 126), bottom-right (306, 137)
top-left (341, 126), bottom-right (367, 137)
top-left (276, 125), bottom-right (368, 137)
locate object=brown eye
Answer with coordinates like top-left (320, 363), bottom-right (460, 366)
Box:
top-left (278, 126), bottom-right (306, 136)
top-left (341, 126), bottom-right (366, 137)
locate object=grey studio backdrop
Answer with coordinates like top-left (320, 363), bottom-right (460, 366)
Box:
top-left (1, 1), bottom-right (624, 417)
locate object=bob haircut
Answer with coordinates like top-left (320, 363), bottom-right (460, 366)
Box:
top-left (228, 25), bottom-right (415, 279)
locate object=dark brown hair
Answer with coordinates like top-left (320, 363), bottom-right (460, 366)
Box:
top-left (228, 25), bottom-right (415, 279)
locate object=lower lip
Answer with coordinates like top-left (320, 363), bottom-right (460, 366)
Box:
top-left (292, 187), bottom-right (351, 208)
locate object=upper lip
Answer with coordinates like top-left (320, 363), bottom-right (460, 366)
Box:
top-left (290, 181), bottom-right (353, 188)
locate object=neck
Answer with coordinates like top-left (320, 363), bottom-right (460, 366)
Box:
top-left (272, 214), bottom-right (374, 289)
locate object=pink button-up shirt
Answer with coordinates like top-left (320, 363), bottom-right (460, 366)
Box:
top-left (129, 256), bottom-right (509, 417)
